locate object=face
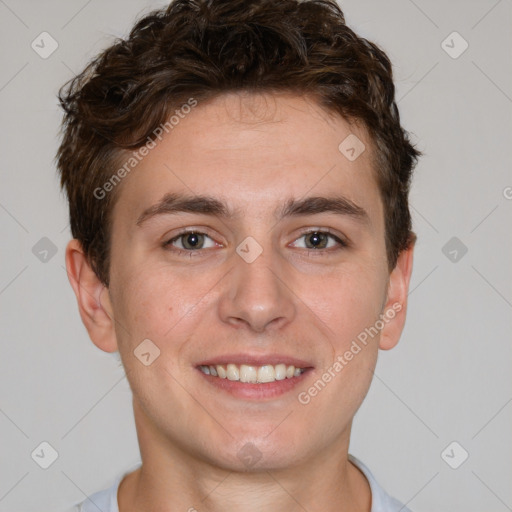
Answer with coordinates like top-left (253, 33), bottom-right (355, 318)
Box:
top-left (75, 92), bottom-right (411, 472)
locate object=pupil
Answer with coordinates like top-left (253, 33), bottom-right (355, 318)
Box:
top-left (184, 233), bottom-right (202, 249)
top-left (308, 232), bottom-right (325, 249)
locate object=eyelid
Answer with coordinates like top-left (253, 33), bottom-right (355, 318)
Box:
top-left (292, 226), bottom-right (349, 242)
top-left (163, 225), bottom-right (219, 242)
top-left (163, 228), bottom-right (220, 249)
top-left (290, 228), bottom-right (349, 249)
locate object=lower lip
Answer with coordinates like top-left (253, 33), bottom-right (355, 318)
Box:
top-left (197, 368), bottom-right (312, 400)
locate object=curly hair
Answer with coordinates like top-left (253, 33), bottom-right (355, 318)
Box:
top-left (57, 0), bottom-right (421, 286)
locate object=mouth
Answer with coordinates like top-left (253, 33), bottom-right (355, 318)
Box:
top-left (196, 355), bottom-right (313, 400)
top-left (199, 363), bottom-right (305, 383)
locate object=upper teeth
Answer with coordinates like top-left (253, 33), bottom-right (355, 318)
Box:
top-left (199, 363), bottom-right (304, 383)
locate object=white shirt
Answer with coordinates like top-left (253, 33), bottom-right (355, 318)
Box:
top-left (69, 455), bottom-right (412, 512)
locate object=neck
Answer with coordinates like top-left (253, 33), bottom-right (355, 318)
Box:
top-left (120, 456), bottom-right (370, 512)
top-left (118, 402), bottom-right (371, 512)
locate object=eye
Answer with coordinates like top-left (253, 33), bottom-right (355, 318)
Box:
top-left (290, 230), bottom-right (348, 253)
top-left (163, 230), bottom-right (217, 253)
top-left (162, 229), bottom-right (347, 256)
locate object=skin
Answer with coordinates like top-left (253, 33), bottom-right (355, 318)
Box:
top-left (66, 92), bottom-right (414, 512)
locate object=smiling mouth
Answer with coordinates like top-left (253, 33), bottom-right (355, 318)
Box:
top-left (199, 363), bottom-right (305, 383)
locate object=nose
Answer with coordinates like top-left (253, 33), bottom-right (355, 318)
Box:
top-left (217, 242), bottom-right (297, 333)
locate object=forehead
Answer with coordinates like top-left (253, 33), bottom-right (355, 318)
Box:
top-left (111, 92), bottom-right (382, 227)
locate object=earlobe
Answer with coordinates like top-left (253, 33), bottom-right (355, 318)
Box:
top-left (378, 242), bottom-right (415, 351)
top-left (65, 239), bottom-right (119, 353)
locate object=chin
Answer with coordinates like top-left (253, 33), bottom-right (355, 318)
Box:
top-left (199, 429), bottom-right (310, 473)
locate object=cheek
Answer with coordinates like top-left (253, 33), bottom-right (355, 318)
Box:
top-left (112, 260), bottom-right (220, 347)
top-left (121, 275), bottom-right (185, 340)
top-left (297, 268), bottom-right (383, 421)
top-left (304, 262), bottom-right (386, 348)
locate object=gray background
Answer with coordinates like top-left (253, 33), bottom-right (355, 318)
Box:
top-left (0, 0), bottom-right (511, 511)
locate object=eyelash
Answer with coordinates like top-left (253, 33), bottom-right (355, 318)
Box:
top-left (163, 228), bottom-right (349, 257)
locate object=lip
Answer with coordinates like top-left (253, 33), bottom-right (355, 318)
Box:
top-left (197, 353), bottom-right (313, 368)
top-left (197, 366), bottom-right (313, 400)
top-left (195, 353), bottom-right (314, 401)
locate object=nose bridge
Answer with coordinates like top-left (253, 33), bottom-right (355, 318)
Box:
top-left (218, 235), bottom-right (296, 332)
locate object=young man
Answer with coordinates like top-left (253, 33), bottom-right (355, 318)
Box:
top-left (59, 0), bottom-right (420, 510)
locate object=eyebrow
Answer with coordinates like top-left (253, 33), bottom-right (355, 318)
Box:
top-left (136, 192), bottom-right (370, 227)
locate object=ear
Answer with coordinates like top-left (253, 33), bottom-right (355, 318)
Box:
top-left (378, 241), bottom-right (415, 351)
top-left (65, 239), bottom-right (119, 353)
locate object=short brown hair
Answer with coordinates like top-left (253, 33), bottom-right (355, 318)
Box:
top-left (57, 0), bottom-right (421, 286)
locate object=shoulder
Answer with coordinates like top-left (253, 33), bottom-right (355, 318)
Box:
top-left (66, 471), bottom-right (126, 512)
top-left (66, 462), bottom-right (142, 512)
top-left (349, 454), bottom-right (413, 512)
